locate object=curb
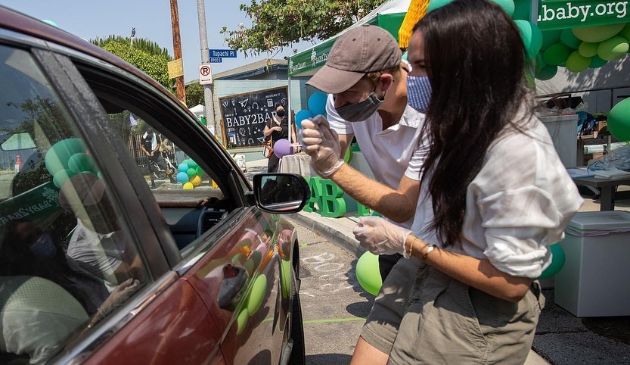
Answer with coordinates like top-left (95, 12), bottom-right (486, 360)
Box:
top-left (289, 212), bottom-right (367, 258)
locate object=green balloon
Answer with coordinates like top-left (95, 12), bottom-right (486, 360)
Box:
top-left (560, 29), bottom-right (581, 49)
top-left (44, 138), bottom-right (85, 175)
top-left (343, 146), bottom-right (353, 164)
top-left (248, 251), bottom-right (262, 274)
top-left (246, 274), bottom-right (267, 315)
top-left (608, 98), bottom-right (630, 141)
top-left (621, 24), bottom-right (630, 42)
top-left (578, 42), bottom-right (598, 58)
top-left (590, 56), bottom-right (608, 68)
top-left (539, 244), bottom-right (566, 279)
top-left (244, 258), bottom-right (257, 277)
top-left (565, 51), bottom-right (591, 73)
top-left (541, 30), bottom-right (562, 50)
top-left (573, 24), bottom-right (625, 43)
top-left (280, 259), bottom-right (292, 299)
top-left (231, 253), bottom-right (246, 265)
top-left (535, 64), bottom-right (558, 80)
top-left (427, 0), bottom-right (453, 12)
top-left (355, 251), bottom-right (382, 296)
top-left (429, 0), bottom-right (513, 14)
top-left (597, 36), bottom-right (629, 61)
top-left (52, 169), bottom-right (73, 188)
top-left (512, 0), bottom-right (530, 19)
top-left (490, 0), bottom-right (515, 16)
top-left (186, 167), bottom-right (197, 178)
top-left (515, 20), bottom-right (542, 59)
top-left (535, 53), bottom-right (546, 72)
top-left (67, 153), bottom-right (97, 175)
top-left (236, 307), bottom-right (249, 335)
top-left (543, 43), bottom-right (571, 66)
top-left (187, 160), bottom-right (198, 168)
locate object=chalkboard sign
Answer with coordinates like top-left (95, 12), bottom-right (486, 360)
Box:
top-left (219, 87), bottom-right (288, 148)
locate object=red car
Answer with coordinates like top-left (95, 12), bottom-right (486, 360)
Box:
top-left (0, 6), bottom-right (308, 365)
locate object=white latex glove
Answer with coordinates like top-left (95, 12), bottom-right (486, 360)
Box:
top-left (353, 217), bottom-right (412, 256)
top-left (300, 115), bottom-right (344, 177)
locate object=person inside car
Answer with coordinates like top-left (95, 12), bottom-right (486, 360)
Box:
top-left (58, 173), bottom-right (143, 290)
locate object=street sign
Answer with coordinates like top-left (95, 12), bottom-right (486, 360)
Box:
top-left (167, 58), bottom-right (184, 79)
top-left (209, 49), bottom-right (237, 58)
top-left (199, 64), bottom-right (213, 85)
top-left (210, 57), bottom-right (223, 63)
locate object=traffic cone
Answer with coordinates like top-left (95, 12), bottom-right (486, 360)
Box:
top-left (15, 154), bottom-right (22, 172)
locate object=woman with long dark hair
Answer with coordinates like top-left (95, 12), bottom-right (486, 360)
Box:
top-left (351, 0), bottom-right (583, 363)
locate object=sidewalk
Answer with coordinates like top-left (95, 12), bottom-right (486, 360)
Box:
top-left (290, 211), bottom-right (552, 365)
top-left (290, 208), bottom-right (630, 365)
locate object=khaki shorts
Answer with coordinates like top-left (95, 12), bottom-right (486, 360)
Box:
top-left (361, 258), bottom-right (422, 354)
top-left (389, 265), bottom-right (545, 365)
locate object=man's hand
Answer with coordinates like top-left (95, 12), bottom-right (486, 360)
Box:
top-left (89, 278), bottom-right (140, 327)
top-left (300, 115), bottom-right (344, 177)
top-left (272, 126), bottom-right (282, 132)
top-left (353, 217), bottom-right (412, 256)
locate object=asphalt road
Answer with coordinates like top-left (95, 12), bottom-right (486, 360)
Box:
top-left (291, 221), bottom-right (374, 365)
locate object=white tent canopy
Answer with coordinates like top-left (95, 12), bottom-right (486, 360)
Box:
top-left (189, 104), bottom-right (204, 116)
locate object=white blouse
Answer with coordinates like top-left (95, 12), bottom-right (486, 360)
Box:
top-left (457, 114), bottom-right (583, 278)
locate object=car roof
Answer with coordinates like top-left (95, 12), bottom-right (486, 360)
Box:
top-left (0, 5), bottom-right (184, 109)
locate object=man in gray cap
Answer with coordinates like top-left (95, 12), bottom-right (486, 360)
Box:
top-left (301, 25), bottom-right (432, 363)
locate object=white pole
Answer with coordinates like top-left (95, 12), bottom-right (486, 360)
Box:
top-left (196, 0), bottom-right (220, 141)
top-left (530, 0), bottom-right (538, 24)
top-left (287, 74), bottom-right (292, 144)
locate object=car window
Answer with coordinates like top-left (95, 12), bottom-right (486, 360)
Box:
top-left (0, 44), bottom-right (147, 364)
top-left (77, 69), bottom-right (232, 254)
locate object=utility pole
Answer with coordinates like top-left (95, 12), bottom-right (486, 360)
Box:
top-left (196, 0), bottom-right (221, 143)
top-left (169, 0), bottom-right (186, 103)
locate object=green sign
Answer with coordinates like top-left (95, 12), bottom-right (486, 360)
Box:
top-left (0, 181), bottom-right (60, 226)
top-left (289, 11), bottom-right (407, 77)
top-left (538, 0), bottom-right (630, 30)
top-left (289, 38), bottom-right (335, 77)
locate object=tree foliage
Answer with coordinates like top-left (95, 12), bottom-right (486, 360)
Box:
top-left (91, 36), bottom-right (172, 89)
top-left (185, 83), bottom-right (204, 107)
top-left (221, 0), bottom-right (387, 55)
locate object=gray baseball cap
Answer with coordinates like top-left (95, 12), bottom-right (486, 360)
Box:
top-left (307, 25), bottom-right (402, 94)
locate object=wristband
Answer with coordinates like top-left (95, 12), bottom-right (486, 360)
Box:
top-left (318, 160), bottom-right (344, 178)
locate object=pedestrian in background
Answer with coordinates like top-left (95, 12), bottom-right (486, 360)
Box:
top-left (263, 104), bottom-right (296, 172)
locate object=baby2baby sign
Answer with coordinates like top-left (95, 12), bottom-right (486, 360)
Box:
top-left (538, 0), bottom-right (629, 30)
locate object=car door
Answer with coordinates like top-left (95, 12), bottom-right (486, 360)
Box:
top-left (0, 35), bottom-right (224, 365)
top-left (69, 56), bottom-right (291, 364)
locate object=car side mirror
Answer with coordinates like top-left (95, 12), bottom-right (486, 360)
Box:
top-left (253, 173), bottom-right (310, 214)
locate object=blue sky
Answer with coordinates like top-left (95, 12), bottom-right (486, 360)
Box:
top-left (0, 0), bottom-right (310, 82)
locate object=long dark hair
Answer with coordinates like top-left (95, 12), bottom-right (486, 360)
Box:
top-left (416, 0), bottom-right (529, 246)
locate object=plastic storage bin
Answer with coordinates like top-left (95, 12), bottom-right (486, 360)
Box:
top-left (555, 211), bottom-right (630, 317)
top-left (539, 113), bottom-right (578, 168)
